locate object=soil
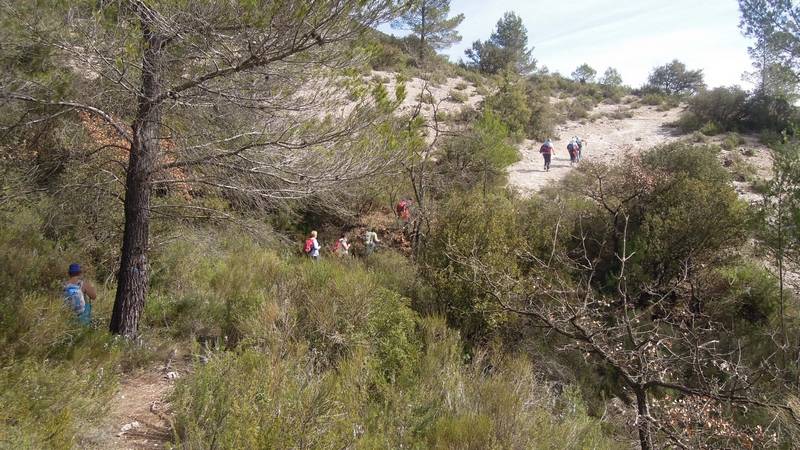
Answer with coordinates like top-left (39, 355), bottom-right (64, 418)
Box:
top-left (509, 103), bottom-right (685, 193)
top-left (85, 365), bottom-right (178, 449)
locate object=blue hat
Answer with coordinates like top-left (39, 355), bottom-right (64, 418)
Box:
top-left (68, 263), bottom-right (82, 275)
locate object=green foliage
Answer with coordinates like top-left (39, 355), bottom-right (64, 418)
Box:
top-left (0, 354), bottom-right (119, 449)
top-left (711, 263), bottom-right (780, 327)
top-left (571, 63), bottom-right (597, 83)
top-left (739, 0), bottom-right (800, 83)
top-left (464, 12), bottom-right (535, 74)
top-left (484, 77), bottom-right (556, 141)
top-left (391, 0), bottom-right (465, 62)
top-left (641, 93), bottom-right (668, 106)
top-left (671, 110), bottom-right (705, 133)
top-left (172, 314), bottom-right (616, 449)
top-left (447, 88), bottom-right (468, 103)
top-left (438, 110), bottom-right (520, 192)
top-left (600, 67), bottom-right (623, 87)
top-left (700, 120), bottom-right (722, 136)
top-left (422, 190), bottom-right (521, 340)
top-left (646, 59), bottom-right (705, 96)
top-left (674, 86), bottom-right (798, 135)
top-left (563, 95), bottom-right (597, 120)
top-left (689, 86), bottom-right (748, 130)
top-left (722, 132), bottom-right (746, 150)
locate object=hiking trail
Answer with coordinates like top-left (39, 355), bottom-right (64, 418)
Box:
top-left (85, 364), bottom-right (178, 449)
top-left (509, 103), bottom-right (684, 193)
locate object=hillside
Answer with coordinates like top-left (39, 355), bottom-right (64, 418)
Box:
top-left (3, 2), bottom-right (800, 450)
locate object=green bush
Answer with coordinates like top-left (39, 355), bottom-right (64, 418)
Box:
top-left (722, 132), bottom-right (745, 150)
top-left (448, 89), bottom-right (468, 103)
top-left (688, 86), bottom-right (748, 131)
top-left (563, 96), bottom-right (597, 120)
top-left (672, 111), bottom-right (704, 133)
top-left (700, 121), bottom-right (722, 136)
top-left (642, 93), bottom-right (667, 106)
top-left (171, 314), bottom-right (616, 449)
top-left (0, 356), bottom-right (119, 448)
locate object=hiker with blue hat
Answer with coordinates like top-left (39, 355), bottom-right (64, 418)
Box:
top-left (63, 263), bottom-right (97, 325)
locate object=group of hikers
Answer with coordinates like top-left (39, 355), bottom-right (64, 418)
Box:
top-left (62, 199), bottom-right (413, 324)
top-left (539, 136), bottom-right (586, 171)
top-left (303, 228), bottom-right (382, 261)
top-left (303, 198), bottom-right (413, 261)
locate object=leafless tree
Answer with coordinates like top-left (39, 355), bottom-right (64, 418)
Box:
top-left (0, 0), bottom-right (406, 336)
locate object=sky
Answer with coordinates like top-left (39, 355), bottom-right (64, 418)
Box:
top-left (381, 0), bottom-right (756, 88)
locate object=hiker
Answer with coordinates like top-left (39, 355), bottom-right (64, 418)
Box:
top-left (364, 229), bottom-right (381, 256)
top-left (396, 199), bottom-right (411, 223)
top-left (334, 233), bottom-right (350, 257)
top-left (539, 139), bottom-right (554, 171)
top-left (574, 136), bottom-right (585, 162)
top-left (63, 263), bottom-right (97, 325)
top-left (567, 139), bottom-right (578, 166)
top-left (304, 231), bottom-right (321, 261)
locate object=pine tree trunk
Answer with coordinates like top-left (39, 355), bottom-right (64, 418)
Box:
top-left (110, 12), bottom-right (165, 337)
top-left (419, 4), bottom-right (426, 63)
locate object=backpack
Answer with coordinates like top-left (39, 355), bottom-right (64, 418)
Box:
top-left (332, 239), bottom-right (341, 253)
top-left (304, 238), bottom-right (314, 254)
top-left (567, 143), bottom-right (575, 152)
top-left (64, 282), bottom-right (85, 314)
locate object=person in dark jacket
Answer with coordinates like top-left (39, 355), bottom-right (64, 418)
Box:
top-left (539, 139), bottom-right (555, 171)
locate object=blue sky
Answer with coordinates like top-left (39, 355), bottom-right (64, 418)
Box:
top-left (381, 0), bottom-right (755, 88)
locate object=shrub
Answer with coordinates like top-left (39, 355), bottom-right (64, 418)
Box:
top-left (171, 314), bottom-right (617, 449)
top-left (700, 121), bottom-right (722, 136)
top-left (722, 132), bottom-right (745, 150)
top-left (688, 87), bottom-right (748, 131)
top-left (670, 111), bottom-right (704, 133)
top-left (759, 129), bottom-right (784, 147)
top-left (642, 93), bottom-right (666, 106)
top-left (454, 81), bottom-right (468, 90)
top-left (416, 91), bottom-right (435, 104)
top-left (448, 89), bottom-right (468, 103)
top-left (563, 96), bottom-right (597, 120)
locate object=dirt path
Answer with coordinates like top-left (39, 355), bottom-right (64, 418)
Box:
top-left (84, 366), bottom-right (178, 449)
top-left (509, 104), bottom-right (684, 193)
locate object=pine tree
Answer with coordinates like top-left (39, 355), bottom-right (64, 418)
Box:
top-left (571, 63), bottom-right (597, 84)
top-left (392, 0), bottom-right (464, 62)
top-left (465, 12), bottom-right (535, 74)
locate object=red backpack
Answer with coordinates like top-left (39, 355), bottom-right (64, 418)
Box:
top-left (303, 238), bottom-right (314, 254)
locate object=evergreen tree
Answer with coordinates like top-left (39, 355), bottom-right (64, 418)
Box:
top-left (739, 0), bottom-right (800, 82)
top-left (571, 63), bottom-right (597, 83)
top-left (646, 60), bottom-right (705, 96)
top-left (600, 67), bottom-right (623, 87)
top-left (392, 0), bottom-right (464, 62)
top-left (465, 12), bottom-right (535, 74)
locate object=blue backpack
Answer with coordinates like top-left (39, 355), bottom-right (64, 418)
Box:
top-left (64, 282), bottom-right (85, 315)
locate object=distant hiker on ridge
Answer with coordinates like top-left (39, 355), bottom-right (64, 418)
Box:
top-left (63, 263), bottom-right (97, 325)
top-left (574, 136), bottom-right (585, 162)
top-left (539, 139), bottom-right (554, 171)
top-left (567, 139), bottom-right (578, 167)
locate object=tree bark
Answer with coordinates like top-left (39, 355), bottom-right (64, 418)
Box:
top-left (110, 11), bottom-right (165, 337)
top-left (634, 387), bottom-right (653, 450)
top-left (419, 3), bottom-right (426, 62)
